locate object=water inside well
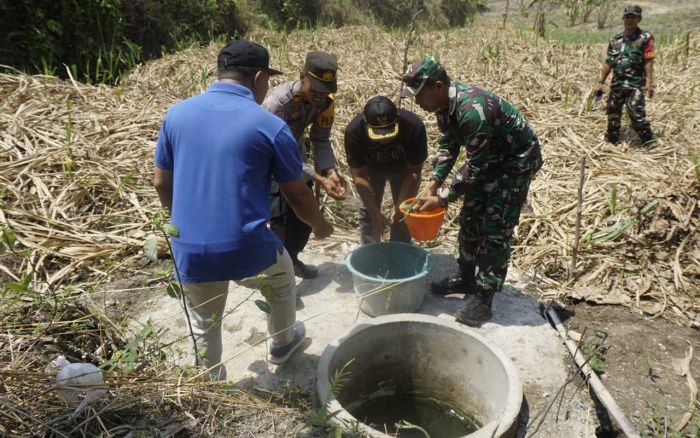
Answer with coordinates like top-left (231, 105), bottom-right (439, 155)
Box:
top-left (350, 393), bottom-right (480, 437)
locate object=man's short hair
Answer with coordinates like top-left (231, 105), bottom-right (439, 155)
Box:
top-left (218, 65), bottom-right (263, 81)
top-left (424, 69), bottom-right (450, 87)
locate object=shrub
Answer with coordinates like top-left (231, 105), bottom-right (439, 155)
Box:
top-left (0, 0), bottom-right (246, 83)
top-left (122, 0), bottom-right (247, 57)
top-left (0, 0), bottom-right (123, 76)
top-left (237, 0), bottom-right (484, 29)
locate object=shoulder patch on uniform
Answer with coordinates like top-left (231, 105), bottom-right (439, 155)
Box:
top-left (268, 82), bottom-right (295, 106)
top-left (316, 101), bottom-right (334, 128)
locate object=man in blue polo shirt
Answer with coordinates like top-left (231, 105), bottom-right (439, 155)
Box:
top-left (154, 40), bottom-right (334, 379)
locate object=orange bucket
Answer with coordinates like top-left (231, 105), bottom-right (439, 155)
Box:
top-left (399, 197), bottom-right (446, 241)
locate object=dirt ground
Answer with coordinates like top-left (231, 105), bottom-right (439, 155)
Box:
top-left (565, 303), bottom-right (700, 436)
top-left (94, 247), bottom-right (700, 437)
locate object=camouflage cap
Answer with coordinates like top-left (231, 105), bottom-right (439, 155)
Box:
top-left (623, 5), bottom-right (642, 16)
top-left (400, 56), bottom-right (445, 98)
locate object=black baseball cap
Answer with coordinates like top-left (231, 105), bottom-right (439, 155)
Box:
top-left (218, 40), bottom-right (283, 75)
top-left (364, 96), bottom-right (399, 140)
top-left (304, 51), bottom-right (338, 93)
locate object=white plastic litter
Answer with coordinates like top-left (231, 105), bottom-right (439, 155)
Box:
top-left (53, 355), bottom-right (107, 417)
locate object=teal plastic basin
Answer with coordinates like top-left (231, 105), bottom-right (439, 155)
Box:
top-left (346, 242), bottom-right (434, 316)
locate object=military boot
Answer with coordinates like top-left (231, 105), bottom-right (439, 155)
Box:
top-left (455, 291), bottom-right (495, 327)
top-left (638, 131), bottom-right (656, 148)
top-left (605, 131), bottom-right (620, 145)
top-left (431, 265), bottom-right (476, 296)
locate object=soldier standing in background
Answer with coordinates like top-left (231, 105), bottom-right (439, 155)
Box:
top-left (263, 51), bottom-right (346, 279)
top-left (403, 57), bottom-right (542, 327)
top-left (596, 4), bottom-right (656, 145)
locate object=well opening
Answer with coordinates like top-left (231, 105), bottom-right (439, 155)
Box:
top-left (317, 314), bottom-right (522, 438)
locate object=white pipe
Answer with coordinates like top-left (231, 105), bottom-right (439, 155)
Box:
top-left (546, 305), bottom-right (640, 438)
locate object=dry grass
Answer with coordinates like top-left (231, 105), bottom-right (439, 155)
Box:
top-left (4, 22), bottom-right (697, 323)
top-left (1, 18), bottom-right (699, 435)
top-left (0, 286), bottom-right (310, 436)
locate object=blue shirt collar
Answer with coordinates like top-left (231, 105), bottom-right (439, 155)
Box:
top-left (207, 81), bottom-right (256, 101)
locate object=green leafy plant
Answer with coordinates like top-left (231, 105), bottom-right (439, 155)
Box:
top-left (101, 320), bottom-right (164, 375)
top-left (305, 358), bottom-right (356, 435)
top-left (0, 224), bottom-right (17, 255)
top-left (579, 329), bottom-right (607, 374)
top-left (143, 211), bottom-right (200, 363)
top-left (1, 224), bottom-right (44, 297)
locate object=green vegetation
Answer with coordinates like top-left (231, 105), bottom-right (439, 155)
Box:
top-left (2, 0), bottom-right (697, 83)
top-left (579, 329), bottom-right (607, 374)
top-left (0, 0), bottom-right (484, 84)
top-left (236, 0), bottom-right (484, 29)
top-left (305, 358), bottom-right (358, 436)
top-left (0, 0), bottom-right (246, 84)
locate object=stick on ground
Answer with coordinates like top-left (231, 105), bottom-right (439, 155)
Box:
top-left (546, 303), bottom-right (640, 438)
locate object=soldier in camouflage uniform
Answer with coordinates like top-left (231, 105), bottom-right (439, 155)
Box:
top-left (596, 4), bottom-right (655, 145)
top-left (402, 57), bottom-right (542, 326)
top-left (263, 52), bottom-right (346, 279)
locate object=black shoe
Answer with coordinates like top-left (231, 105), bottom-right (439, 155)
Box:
top-left (455, 295), bottom-right (494, 327)
top-left (431, 274), bottom-right (475, 296)
top-left (293, 260), bottom-right (318, 279)
top-left (639, 135), bottom-right (657, 148)
top-left (605, 132), bottom-right (620, 145)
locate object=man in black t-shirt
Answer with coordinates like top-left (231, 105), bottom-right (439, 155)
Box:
top-left (344, 96), bottom-right (428, 243)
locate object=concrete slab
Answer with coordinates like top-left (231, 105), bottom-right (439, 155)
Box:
top-left (134, 249), bottom-right (596, 437)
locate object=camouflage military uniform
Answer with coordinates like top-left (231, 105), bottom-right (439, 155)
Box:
top-left (605, 28), bottom-right (655, 143)
top-left (262, 80), bottom-right (336, 267)
top-left (433, 81), bottom-right (542, 297)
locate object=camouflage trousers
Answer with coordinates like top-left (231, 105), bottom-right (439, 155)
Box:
top-left (606, 87), bottom-right (654, 143)
top-left (457, 170), bottom-right (535, 296)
